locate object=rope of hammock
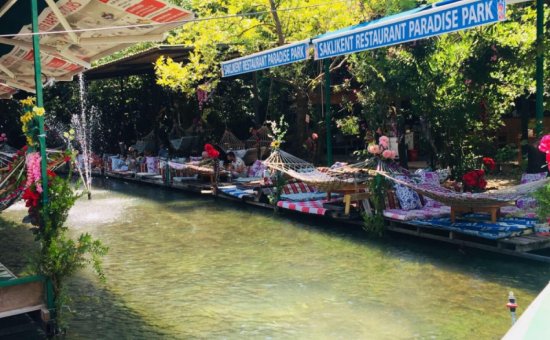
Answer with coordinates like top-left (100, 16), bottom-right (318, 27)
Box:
top-left (264, 149), bottom-right (369, 192)
top-left (377, 171), bottom-right (549, 208)
top-left (219, 130), bottom-right (245, 150)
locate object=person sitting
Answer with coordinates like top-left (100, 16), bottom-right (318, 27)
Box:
top-left (226, 151), bottom-right (247, 177)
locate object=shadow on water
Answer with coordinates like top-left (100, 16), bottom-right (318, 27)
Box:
top-left (94, 178), bottom-right (550, 295)
top-left (0, 217), bottom-right (172, 339)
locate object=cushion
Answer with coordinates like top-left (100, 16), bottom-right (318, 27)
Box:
top-left (248, 160), bottom-right (267, 177)
top-left (419, 172), bottom-right (442, 208)
top-left (393, 176), bottom-right (423, 210)
top-left (520, 172), bottom-right (547, 184)
top-left (516, 197), bottom-right (538, 210)
top-left (383, 206), bottom-right (450, 221)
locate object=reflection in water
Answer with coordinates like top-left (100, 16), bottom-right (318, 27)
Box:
top-left (2, 178), bottom-right (549, 339)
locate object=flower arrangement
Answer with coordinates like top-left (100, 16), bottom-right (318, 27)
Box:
top-left (482, 157), bottom-right (496, 172)
top-left (204, 143), bottom-right (219, 159)
top-left (462, 169), bottom-right (487, 192)
top-left (539, 134), bottom-right (550, 170)
top-left (267, 116), bottom-right (288, 150)
top-left (367, 136), bottom-right (397, 161)
top-left (20, 97), bottom-right (45, 148)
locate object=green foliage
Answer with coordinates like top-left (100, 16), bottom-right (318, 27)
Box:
top-left (347, 4), bottom-right (547, 172)
top-left (495, 144), bottom-right (518, 164)
top-left (533, 183), bottom-right (550, 223)
top-left (31, 171), bottom-right (107, 329)
top-left (336, 116), bottom-right (360, 136)
top-left (362, 174), bottom-right (388, 236)
top-left (269, 171), bottom-right (287, 206)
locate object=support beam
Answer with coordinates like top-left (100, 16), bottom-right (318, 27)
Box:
top-left (535, 0), bottom-right (545, 137)
top-left (0, 63), bottom-right (15, 79)
top-left (0, 78), bottom-right (36, 93)
top-left (78, 33), bottom-right (166, 46)
top-left (44, 0), bottom-right (79, 43)
top-left (324, 60), bottom-right (333, 166)
top-left (0, 37), bottom-right (90, 68)
top-left (0, 0), bottom-right (16, 18)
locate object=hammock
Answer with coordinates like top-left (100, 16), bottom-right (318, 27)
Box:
top-left (170, 136), bottom-right (198, 152)
top-left (219, 130), bottom-right (245, 151)
top-left (246, 126), bottom-right (272, 148)
top-left (379, 171), bottom-right (549, 208)
top-left (264, 150), bottom-right (369, 192)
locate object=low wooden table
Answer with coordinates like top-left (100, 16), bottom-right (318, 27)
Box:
top-left (327, 190), bottom-right (370, 215)
top-left (450, 205), bottom-right (502, 223)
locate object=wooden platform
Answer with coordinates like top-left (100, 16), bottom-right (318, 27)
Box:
top-left (499, 234), bottom-right (550, 252)
top-left (386, 220), bottom-right (550, 263)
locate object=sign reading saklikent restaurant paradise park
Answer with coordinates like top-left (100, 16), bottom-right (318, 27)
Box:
top-left (221, 41), bottom-right (309, 77)
top-left (313, 0), bottom-right (506, 60)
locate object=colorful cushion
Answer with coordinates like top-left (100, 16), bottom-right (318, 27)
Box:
top-left (393, 176), bottom-right (423, 210)
top-left (277, 200), bottom-right (327, 215)
top-left (520, 172), bottom-right (547, 184)
top-left (248, 160), bottom-right (267, 177)
top-left (281, 182), bottom-right (315, 195)
top-left (383, 206), bottom-right (450, 221)
top-left (419, 172), bottom-right (442, 208)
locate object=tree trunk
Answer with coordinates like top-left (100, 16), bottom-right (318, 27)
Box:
top-left (290, 90), bottom-right (308, 156)
top-left (253, 72), bottom-right (261, 124)
top-left (269, 0), bottom-right (285, 46)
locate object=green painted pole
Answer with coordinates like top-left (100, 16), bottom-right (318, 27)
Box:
top-left (535, 0), bottom-right (545, 137)
top-left (324, 60), bottom-right (333, 166)
top-left (30, 0), bottom-right (49, 207)
top-left (31, 0), bottom-right (53, 318)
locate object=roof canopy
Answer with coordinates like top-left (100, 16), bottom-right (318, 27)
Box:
top-left (0, 0), bottom-right (194, 98)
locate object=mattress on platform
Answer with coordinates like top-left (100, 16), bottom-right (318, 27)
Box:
top-left (408, 214), bottom-right (536, 240)
top-left (219, 186), bottom-right (257, 199)
top-left (277, 200), bottom-right (328, 216)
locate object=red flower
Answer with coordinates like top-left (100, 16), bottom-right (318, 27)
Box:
top-left (482, 157), bottom-right (496, 171)
top-left (204, 144), bottom-right (219, 159)
top-left (22, 187), bottom-right (40, 208)
top-left (462, 171), bottom-right (478, 187)
top-left (47, 169), bottom-right (57, 178)
top-left (539, 135), bottom-right (550, 153)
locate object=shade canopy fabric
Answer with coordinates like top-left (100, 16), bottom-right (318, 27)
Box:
top-left (0, 0), bottom-right (194, 98)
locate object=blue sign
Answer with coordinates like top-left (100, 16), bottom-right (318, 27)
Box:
top-left (221, 41), bottom-right (309, 77)
top-left (313, 0), bottom-right (506, 60)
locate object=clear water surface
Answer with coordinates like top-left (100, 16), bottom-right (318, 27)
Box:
top-left (2, 178), bottom-right (549, 339)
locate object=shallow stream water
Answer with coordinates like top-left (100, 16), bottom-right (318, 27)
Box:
top-left (2, 178), bottom-right (549, 339)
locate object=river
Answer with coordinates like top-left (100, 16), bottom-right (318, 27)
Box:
top-left (1, 178), bottom-right (549, 339)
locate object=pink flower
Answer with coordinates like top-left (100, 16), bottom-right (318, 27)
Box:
top-left (539, 135), bottom-right (550, 153)
top-left (382, 150), bottom-right (395, 159)
top-left (368, 145), bottom-right (381, 154)
top-left (379, 136), bottom-right (389, 148)
top-left (465, 79), bottom-right (472, 85)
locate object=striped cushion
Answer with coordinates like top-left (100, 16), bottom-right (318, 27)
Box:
top-left (277, 200), bottom-right (327, 215)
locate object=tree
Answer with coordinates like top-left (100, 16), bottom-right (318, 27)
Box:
top-left (346, 3), bottom-right (548, 175)
top-left (154, 0), bottom-right (381, 153)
